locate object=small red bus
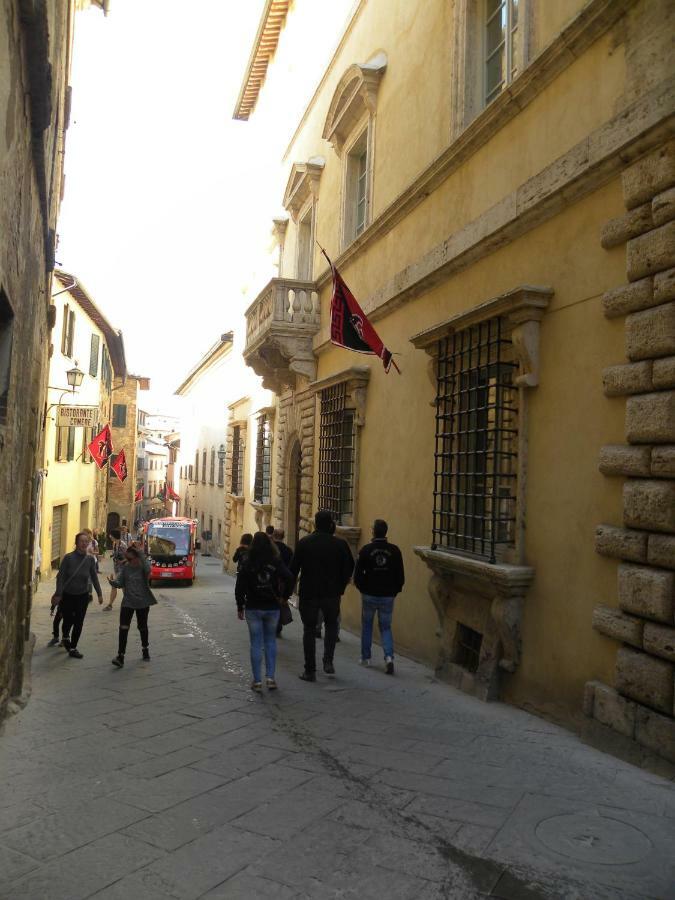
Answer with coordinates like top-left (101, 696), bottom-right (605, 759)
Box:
top-left (143, 517), bottom-right (199, 586)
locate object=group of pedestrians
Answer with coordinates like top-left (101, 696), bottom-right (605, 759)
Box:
top-left (50, 527), bottom-right (156, 666)
top-left (235, 510), bottom-right (404, 692)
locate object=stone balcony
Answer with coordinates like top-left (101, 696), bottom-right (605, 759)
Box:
top-left (244, 278), bottom-right (321, 392)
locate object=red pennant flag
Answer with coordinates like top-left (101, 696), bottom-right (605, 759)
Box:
top-left (166, 484), bottom-right (180, 501)
top-left (326, 252), bottom-right (400, 373)
top-left (87, 424), bottom-right (113, 469)
top-left (111, 449), bottom-right (128, 483)
top-left (134, 487), bottom-right (143, 502)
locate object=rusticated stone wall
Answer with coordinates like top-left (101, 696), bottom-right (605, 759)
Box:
top-left (585, 140), bottom-right (675, 764)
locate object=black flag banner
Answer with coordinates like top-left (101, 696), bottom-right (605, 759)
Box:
top-left (323, 249), bottom-right (400, 374)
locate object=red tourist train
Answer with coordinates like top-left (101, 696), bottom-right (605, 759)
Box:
top-left (142, 516), bottom-right (200, 586)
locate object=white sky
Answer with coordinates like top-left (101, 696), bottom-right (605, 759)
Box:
top-left (57, 0), bottom-right (270, 413)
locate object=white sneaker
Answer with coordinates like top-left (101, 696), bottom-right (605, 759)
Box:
top-left (359, 658), bottom-right (371, 666)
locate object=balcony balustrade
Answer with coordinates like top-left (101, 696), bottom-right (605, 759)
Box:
top-left (244, 278), bottom-right (321, 392)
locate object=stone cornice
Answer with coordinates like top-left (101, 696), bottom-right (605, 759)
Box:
top-left (307, 365), bottom-right (370, 395)
top-left (313, 0), bottom-right (642, 292)
top-left (414, 546), bottom-right (534, 597)
top-left (322, 57), bottom-right (387, 155)
top-left (282, 161), bottom-right (324, 221)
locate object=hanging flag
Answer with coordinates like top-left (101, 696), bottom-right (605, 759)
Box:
top-left (111, 449), bottom-right (128, 483)
top-left (324, 250), bottom-right (400, 373)
top-left (134, 487), bottom-right (143, 502)
top-left (87, 424), bottom-right (113, 469)
top-left (167, 484), bottom-right (180, 501)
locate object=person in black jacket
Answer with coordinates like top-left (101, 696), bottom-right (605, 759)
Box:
top-left (290, 510), bottom-right (354, 681)
top-left (235, 532), bottom-right (294, 692)
top-left (273, 528), bottom-right (294, 638)
top-left (354, 519), bottom-right (405, 675)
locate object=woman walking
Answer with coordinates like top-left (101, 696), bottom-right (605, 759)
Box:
top-left (108, 546), bottom-right (157, 668)
top-left (235, 532), bottom-right (294, 692)
top-left (104, 528), bottom-right (128, 610)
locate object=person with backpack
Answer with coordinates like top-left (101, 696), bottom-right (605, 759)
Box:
top-left (108, 546), bottom-right (157, 668)
top-left (232, 533), bottom-right (252, 573)
top-left (235, 531), bottom-right (294, 692)
top-left (104, 528), bottom-right (127, 610)
top-left (354, 518), bottom-right (405, 675)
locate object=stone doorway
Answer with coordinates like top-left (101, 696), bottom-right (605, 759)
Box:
top-left (286, 438), bottom-right (302, 551)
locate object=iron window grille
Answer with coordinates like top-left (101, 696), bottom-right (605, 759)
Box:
top-left (202, 450), bottom-right (206, 483)
top-left (433, 316), bottom-right (518, 563)
top-left (254, 414), bottom-right (272, 504)
top-left (231, 425), bottom-right (244, 496)
top-left (318, 383), bottom-right (356, 524)
top-left (209, 448), bottom-right (215, 485)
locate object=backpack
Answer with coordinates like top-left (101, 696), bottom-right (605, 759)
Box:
top-left (250, 562), bottom-right (281, 604)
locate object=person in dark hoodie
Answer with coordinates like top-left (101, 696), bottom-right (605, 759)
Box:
top-left (51, 532), bottom-right (103, 659)
top-left (354, 519), bottom-right (405, 675)
top-left (235, 532), bottom-right (294, 692)
top-left (290, 510), bottom-right (353, 682)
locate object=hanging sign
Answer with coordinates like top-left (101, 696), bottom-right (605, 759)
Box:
top-left (57, 405), bottom-right (99, 428)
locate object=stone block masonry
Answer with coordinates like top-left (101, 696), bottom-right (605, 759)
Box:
top-left (588, 139), bottom-right (675, 765)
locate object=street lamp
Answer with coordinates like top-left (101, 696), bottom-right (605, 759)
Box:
top-left (66, 365), bottom-right (84, 391)
top-left (217, 444), bottom-right (226, 462)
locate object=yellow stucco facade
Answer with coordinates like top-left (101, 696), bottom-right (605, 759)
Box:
top-left (236, 0), bottom-right (675, 754)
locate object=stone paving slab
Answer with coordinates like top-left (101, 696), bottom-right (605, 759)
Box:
top-left (1, 563), bottom-right (674, 899)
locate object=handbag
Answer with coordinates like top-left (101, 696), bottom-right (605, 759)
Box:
top-left (279, 601), bottom-right (293, 626)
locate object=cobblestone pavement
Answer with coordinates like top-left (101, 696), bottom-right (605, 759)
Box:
top-left (1, 559), bottom-right (674, 900)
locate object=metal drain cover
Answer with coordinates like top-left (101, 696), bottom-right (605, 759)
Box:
top-left (535, 812), bottom-right (653, 865)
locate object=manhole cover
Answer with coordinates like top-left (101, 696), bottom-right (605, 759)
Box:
top-left (535, 813), bottom-right (653, 865)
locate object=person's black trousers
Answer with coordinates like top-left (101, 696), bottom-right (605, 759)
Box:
top-left (118, 606), bottom-right (150, 656)
top-left (52, 608), bottom-right (63, 639)
top-left (59, 592), bottom-right (90, 649)
top-left (299, 596), bottom-right (340, 672)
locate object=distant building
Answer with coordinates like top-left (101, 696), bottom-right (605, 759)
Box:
top-left (40, 271), bottom-right (125, 573)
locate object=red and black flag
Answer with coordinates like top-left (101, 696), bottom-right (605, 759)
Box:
top-left (111, 449), bottom-right (128, 483)
top-left (87, 424), bottom-right (113, 470)
top-left (167, 484), bottom-right (180, 501)
top-left (325, 251), bottom-right (400, 373)
top-left (134, 487), bottom-right (143, 503)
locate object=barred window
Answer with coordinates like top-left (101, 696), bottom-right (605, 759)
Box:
top-left (194, 451), bottom-right (199, 483)
top-left (433, 317), bottom-right (518, 562)
top-left (202, 450), bottom-right (206, 484)
top-left (231, 425), bottom-right (244, 495)
top-left (217, 453), bottom-right (225, 487)
top-left (254, 415), bottom-right (272, 504)
top-left (318, 383), bottom-right (356, 524)
top-left (209, 448), bottom-right (215, 485)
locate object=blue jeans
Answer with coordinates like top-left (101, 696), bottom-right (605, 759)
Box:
top-left (361, 595), bottom-right (395, 660)
top-left (245, 608), bottom-right (280, 682)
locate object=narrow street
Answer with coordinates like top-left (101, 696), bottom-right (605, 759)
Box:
top-left (0, 559), bottom-right (673, 900)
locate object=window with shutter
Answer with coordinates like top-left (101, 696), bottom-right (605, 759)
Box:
top-left (89, 333), bottom-right (100, 377)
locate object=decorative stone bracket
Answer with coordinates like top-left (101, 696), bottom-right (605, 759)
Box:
top-left (308, 366), bottom-right (371, 426)
top-left (250, 501), bottom-right (273, 531)
top-left (415, 546), bottom-right (534, 701)
top-left (283, 160), bottom-right (325, 223)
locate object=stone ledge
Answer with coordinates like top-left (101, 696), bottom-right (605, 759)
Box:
top-left (652, 186), bottom-right (675, 227)
top-left (598, 444), bottom-right (651, 477)
top-left (626, 221), bottom-right (675, 282)
top-left (595, 524), bottom-right (648, 562)
top-left (615, 646), bottom-right (674, 715)
top-left (635, 704), bottom-right (675, 764)
top-left (617, 562), bottom-right (675, 623)
top-left (622, 139), bottom-right (675, 210)
top-left (625, 302), bottom-right (675, 361)
top-left (602, 361), bottom-right (653, 396)
top-left (653, 355), bottom-right (675, 388)
top-left (601, 202), bottom-right (653, 249)
top-left (651, 445), bottom-right (675, 477)
top-left (625, 391), bottom-right (675, 443)
top-left (648, 533), bottom-right (675, 570)
top-left (602, 278), bottom-right (654, 318)
top-left (592, 605), bottom-right (644, 648)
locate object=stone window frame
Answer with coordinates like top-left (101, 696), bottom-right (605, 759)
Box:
top-left (309, 366), bottom-right (370, 553)
top-left (282, 160), bottom-right (324, 282)
top-left (251, 406), bottom-right (275, 529)
top-left (450, 0), bottom-right (532, 139)
top-left (322, 55), bottom-right (387, 251)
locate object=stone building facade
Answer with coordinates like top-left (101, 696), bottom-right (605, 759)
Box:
top-left (585, 143), bottom-right (675, 763)
top-left (234, 0), bottom-right (675, 761)
top-left (0, 0), bottom-right (107, 720)
top-left (107, 374), bottom-right (149, 532)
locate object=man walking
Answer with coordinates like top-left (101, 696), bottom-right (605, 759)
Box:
top-left (273, 528), bottom-right (294, 638)
top-left (290, 510), bottom-right (354, 681)
top-left (354, 519), bottom-right (404, 675)
top-left (52, 532), bottom-right (103, 659)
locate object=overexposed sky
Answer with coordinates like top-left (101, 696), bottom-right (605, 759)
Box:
top-left (58, 0), bottom-right (269, 412)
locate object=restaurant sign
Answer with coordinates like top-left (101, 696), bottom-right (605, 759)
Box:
top-left (56, 405), bottom-right (99, 428)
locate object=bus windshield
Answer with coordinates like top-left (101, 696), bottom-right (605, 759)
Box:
top-left (147, 523), bottom-right (191, 557)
